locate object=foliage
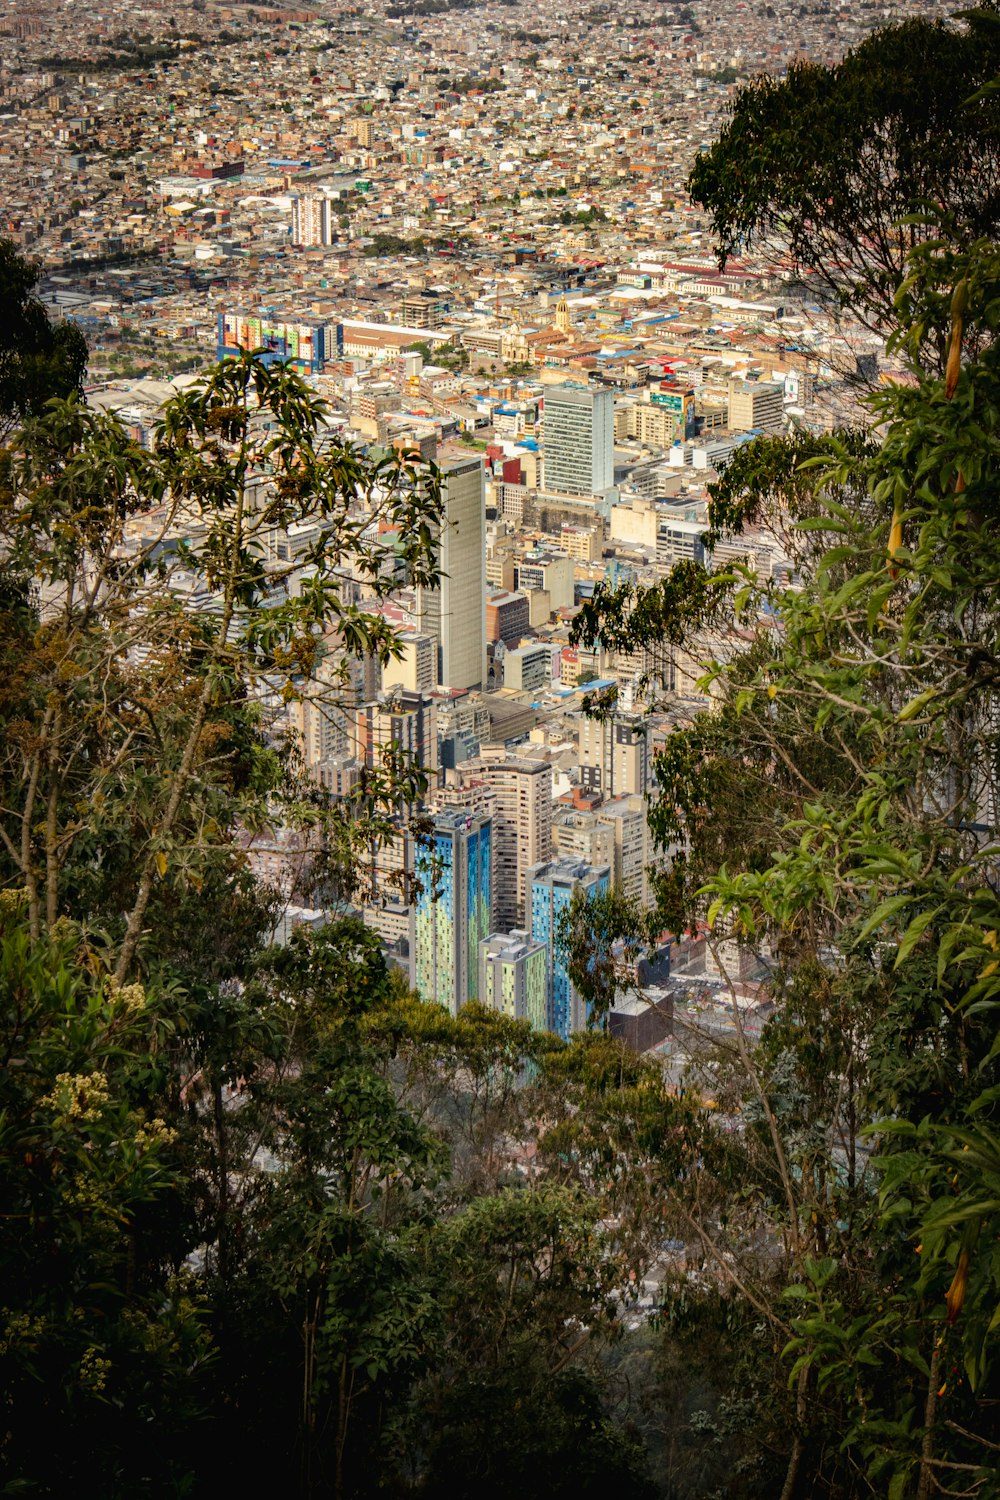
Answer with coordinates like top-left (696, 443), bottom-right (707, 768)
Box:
top-left (688, 9), bottom-right (1000, 352)
top-left (0, 238), bottom-right (88, 434)
top-left (634, 236), bottom-right (1000, 1493)
top-left (0, 352), bottom-right (442, 972)
top-left (557, 884), bottom-right (660, 1031)
top-left (0, 897), bottom-right (213, 1497)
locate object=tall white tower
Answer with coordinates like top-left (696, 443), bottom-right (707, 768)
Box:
top-left (417, 456), bottom-right (486, 691)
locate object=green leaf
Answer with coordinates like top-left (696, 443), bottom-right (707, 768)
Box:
top-left (894, 908), bottom-right (938, 966)
top-left (896, 687), bottom-right (939, 722)
top-left (854, 893), bottom-right (914, 946)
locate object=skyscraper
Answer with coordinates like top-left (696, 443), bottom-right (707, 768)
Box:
top-left (542, 382), bottom-right (614, 497)
top-left (414, 809), bottom-right (492, 1016)
top-left (578, 713), bottom-right (649, 797)
top-left (480, 757), bottom-right (553, 931)
top-left (416, 456), bottom-right (486, 690)
top-left (528, 857), bottom-right (610, 1041)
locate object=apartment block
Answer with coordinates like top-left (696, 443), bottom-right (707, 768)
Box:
top-left (354, 690), bottom-right (438, 787)
top-left (414, 809), bottom-right (492, 1016)
top-left (480, 757), bottom-right (553, 931)
top-left (480, 930), bottom-right (548, 1030)
top-left (579, 714), bottom-right (649, 797)
top-left (529, 857), bottom-right (610, 1040)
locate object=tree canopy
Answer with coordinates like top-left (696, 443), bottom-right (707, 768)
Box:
top-left (567, 227), bottom-right (1000, 1495)
top-left (688, 9), bottom-right (1000, 355)
top-left (0, 238), bottom-right (88, 432)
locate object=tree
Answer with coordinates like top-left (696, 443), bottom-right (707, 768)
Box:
top-left (703, 240), bottom-right (1000, 1495)
top-left (405, 1179), bottom-right (654, 1500)
top-left (0, 352), bottom-right (443, 978)
top-left (688, 9), bottom-right (1000, 356)
top-left (374, 996), bottom-right (556, 1195)
top-left (569, 235), bottom-right (1000, 1494)
top-left (557, 884), bottom-right (659, 1033)
top-left (0, 238), bottom-right (87, 434)
top-left (0, 898), bottom-right (214, 1497)
top-left (209, 921), bottom-right (442, 1500)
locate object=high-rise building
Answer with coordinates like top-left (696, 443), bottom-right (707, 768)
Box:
top-left (529, 857), bottom-right (610, 1040)
top-left (578, 714), bottom-right (649, 798)
top-left (354, 691), bottom-right (438, 791)
top-left (416, 456), bottom-right (486, 690)
top-left (480, 757), bottom-right (553, 931)
top-left (480, 930), bottom-right (548, 1031)
top-left (382, 632), bottom-right (436, 694)
top-left (414, 810), bottom-right (492, 1015)
top-left (291, 195), bottom-right (336, 248)
top-left (597, 795), bottom-right (649, 905)
top-left (554, 798), bottom-right (648, 906)
top-left (542, 382), bottom-right (614, 497)
top-left (727, 379), bottom-right (784, 433)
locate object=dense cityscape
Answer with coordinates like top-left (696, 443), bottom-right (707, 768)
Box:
top-left (4, 0), bottom-right (1000, 1495)
top-left (1, 0), bottom-right (955, 1047)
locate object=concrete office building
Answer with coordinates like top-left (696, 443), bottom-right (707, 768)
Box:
top-left (381, 632), bottom-right (436, 694)
top-left (529, 858), bottom-right (610, 1041)
top-left (516, 552), bottom-right (575, 612)
top-left (417, 456), bottom-right (487, 691)
top-left (727, 379), bottom-right (785, 433)
top-left (579, 714), bottom-right (650, 798)
top-left (414, 810), bottom-right (492, 1016)
top-left (486, 590), bottom-right (530, 648)
top-left (480, 756), bottom-right (553, 930)
top-left (503, 642), bottom-right (552, 694)
top-left (480, 930), bottom-right (548, 1031)
top-left (542, 382), bottom-right (614, 497)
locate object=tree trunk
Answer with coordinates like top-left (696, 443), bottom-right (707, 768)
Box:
top-left (778, 1363), bottom-right (809, 1500)
top-left (916, 1342), bottom-right (941, 1500)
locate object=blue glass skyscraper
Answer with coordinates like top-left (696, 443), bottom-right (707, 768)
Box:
top-left (528, 858), bottom-right (610, 1041)
top-left (414, 809), bottom-right (492, 1016)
